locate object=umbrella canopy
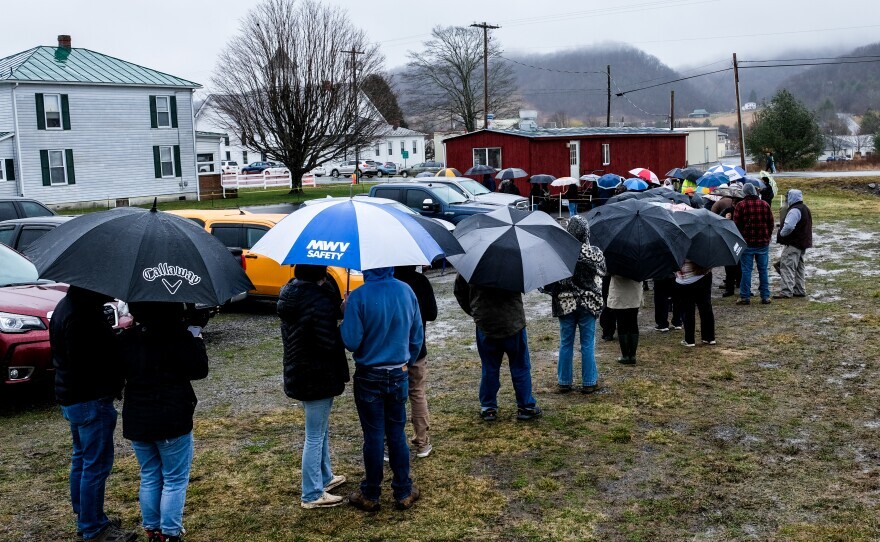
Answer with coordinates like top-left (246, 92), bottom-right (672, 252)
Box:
top-left (742, 177), bottom-right (766, 189)
top-left (644, 187), bottom-right (692, 205)
top-left (550, 176), bottom-right (580, 187)
top-left (629, 168), bottom-right (659, 183)
top-left (666, 167), bottom-right (704, 181)
top-left (415, 171), bottom-right (435, 178)
top-left (585, 199), bottom-right (690, 282)
top-left (665, 168), bottom-right (687, 180)
top-left (25, 206), bottom-right (253, 305)
top-left (696, 173), bottom-right (728, 190)
top-left (597, 173), bottom-right (623, 189)
top-left (623, 178), bottom-right (650, 191)
top-left (447, 208), bottom-right (582, 293)
top-left (607, 192), bottom-right (667, 205)
top-left (673, 208), bottom-right (746, 268)
top-left (495, 167), bottom-right (528, 180)
top-left (713, 186), bottom-right (745, 199)
top-left (580, 174), bottom-right (601, 182)
top-left (436, 168), bottom-right (462, 177)
top-left (706, 164), bottom-right (746, 181)
top-left (250, 199), bottom-right (461, 271)
top-left (530, 174), bottom-right (556, 184)
top-left (464, 164), bottom-right (496, 175)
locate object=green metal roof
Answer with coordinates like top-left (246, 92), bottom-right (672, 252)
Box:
top-left (0, 46), bottom-right (200, 88)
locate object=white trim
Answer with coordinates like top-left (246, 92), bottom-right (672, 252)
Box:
top-left (602, 143), bottom-right (611, 166)
top-left (158, 145), bottom-right (175, 178)
top-left (0, 159), bottom-right (4, 181)
top-left (47, 149), bottom-right (68, 186)
top-left (12, 83), bottom-right (25, 196)
top-left (43, 93), bottom-right (63, 130)
top-left (155, 95), bottom-right (172, 128)
top-left (191, 89), bottom-right (200, 201)
top-left (472, 147), bottom-right (502, 169)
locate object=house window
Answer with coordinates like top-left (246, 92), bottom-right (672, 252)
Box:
top-left (159, 146), bottom-right (175, 177)
top-left (44, 94), bottom-right (62, 129)
top-left (375, 144), bottom-right (381, 156)
top-left (387, 142), bottom-right (393, 155)
top-left (412, 140), bottom-right (418, 155)
top-left (602, 143), bottom-right (610, 165)
top-left (225, 151), bottom-right (231, 161)
top-left (400, 141), bottom-right (406, 154)
top-left (156, 96), bottom-right (171, 128)
top-left (242, 151), bottom-right (248, 164)
top-left (48, 150), bottom-right (67, 185)
top-left (569, 143), bottom-right (578, 166)
top-left (224, 136), bottom-right (230, 146)
top-left (197, 153), bottom-right (215, 173)
top-left (472, 147), bottom-right (502, 169)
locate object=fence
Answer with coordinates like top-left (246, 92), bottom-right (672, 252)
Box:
top-left (220, 169), bottom-right (292, 197)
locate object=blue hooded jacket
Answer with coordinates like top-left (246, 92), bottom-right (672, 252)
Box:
top-left (340, 267), bottom-right (424, 367)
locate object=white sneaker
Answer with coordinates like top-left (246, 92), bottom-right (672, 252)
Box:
top-left (701, 339), bottom-right (717, 345)
top-left (301, 492), bottom-right (344, 509)
top-left (324, 475), bottom-right (346, 492)
top-left (680, 340), bottom-right (695, 347)
top-left (416, 444), bottom-right (433, 458)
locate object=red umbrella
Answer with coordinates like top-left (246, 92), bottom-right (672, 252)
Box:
top-left (629, 168), bottom-right (659, 184)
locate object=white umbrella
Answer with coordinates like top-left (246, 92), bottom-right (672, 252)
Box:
top-left (550, 176), bottom-right (580, 187)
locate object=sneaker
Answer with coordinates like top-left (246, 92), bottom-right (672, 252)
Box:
top-left (653, 325), bottom-right (669, 332)
top-left (701, 339), bottom-right (717, 345)
top-left (680, 340), bottom-right (695, 347)
top-left (516, 406), bottom-right (543, 421)
top-left (324, 475), bottom-right (346, 492)
top-left (85, 524), bottom-right (139, 542)
top-left (761, 298), bottom-right (772, 305)
top-left (143, 530), bottom-right (160, 542)
top-left (671, 324), bottom-right (683, 330)
top-left (79, 519), bottom-right (123, 542)
top-left (772, 294), bottom-right (791, 299)
top-left (395, 486), bottom-right (421, 510)
top-left (556, 384), bottom-right (573, 394)
top-left (735, 298), bottom-right (750, 305)
top-left (348, 489), bottom-right (380, 512)
top-left (415, 444), bottom-right (433, 458)
top-left (601, 334), bottom-right (615, 341)
top-left (480, 408), bottom-right (498, 422)
top-left (301, 492), bottom-right (344, 509)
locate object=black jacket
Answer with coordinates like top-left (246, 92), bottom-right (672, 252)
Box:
top-left (278, 280), bottom-right (349, 401)
top-left (454, 274), bottom-right (525, 339)
top-left (393, 268), bottom-right (438, 360)
top-left (50, 291), bottom-right (123, 406)
top-left (121, 323), bottom-right (208, 442)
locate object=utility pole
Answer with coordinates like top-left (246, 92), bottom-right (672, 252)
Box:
top-left (669, 90), bottom-right (675, 131)
top-left (733, 53), bottom-right (746, 170)
top-left (342, 48), bottom-right (365, 183)
top-left (471, 22), bottom-right (500, 131)
top-left (606, 65), bottom-right (611, 127)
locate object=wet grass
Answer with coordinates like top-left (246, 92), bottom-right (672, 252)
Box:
top-left (2, 179), bottom-right (880, 541)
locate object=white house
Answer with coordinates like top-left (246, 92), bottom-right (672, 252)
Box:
top-left (0, 35), bottom-right (208, 208)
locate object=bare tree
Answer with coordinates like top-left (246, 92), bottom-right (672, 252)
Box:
top-left (405, 26), bottom-right (519, 132)
top-left (211, 0), bottom-right (385, 191)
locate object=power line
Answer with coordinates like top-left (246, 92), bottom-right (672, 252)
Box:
top-left (498, 55), bottom-right (605, 75)
top-left (740, 59), bottom-right (880, 68)
top-left (615, 67), bottom-right (733, 96)
top-left (610, 77), bottom-right (667, 117)
top-left (740, 54), bottom-right (880, 63)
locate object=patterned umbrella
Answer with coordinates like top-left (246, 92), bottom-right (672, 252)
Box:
top-left (629, 168), bottom-right (659, 183)
top-left (436, 168), bottom-right (462, 177)
top-left (706, 164), bottom-right (746, 181)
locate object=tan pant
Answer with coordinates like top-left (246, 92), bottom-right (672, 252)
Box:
top-left (408, 356), bottom-right (430, 448)
top-left (779, 245), bottom-right (806, 297)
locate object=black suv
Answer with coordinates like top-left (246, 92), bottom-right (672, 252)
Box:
top-left (369, 182), bottom-right (496, 224)
top-left (0, 197), bottom-right (56, 221)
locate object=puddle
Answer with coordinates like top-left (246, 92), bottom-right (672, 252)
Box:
top-left (757, 362), bottom-right (779, 369)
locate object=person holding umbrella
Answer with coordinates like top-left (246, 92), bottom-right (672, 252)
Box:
top-left (564, 182), bottom-right (580, 217)
top-left (120, 302), bottom-right (209, 542)
top-left (277, 264), bottom-right (350, 509)
top-left (482, 173), bottom-right (496, 192)
top-left (675, 261), bottom-right (716, 347)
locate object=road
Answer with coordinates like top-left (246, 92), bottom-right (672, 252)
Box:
top-left (773, 170), bottom-right (880, 178)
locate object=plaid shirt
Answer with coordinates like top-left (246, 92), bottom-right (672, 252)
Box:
top-left (733, 196), bottom-right (775, 247)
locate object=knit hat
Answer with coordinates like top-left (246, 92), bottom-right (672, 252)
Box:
top-left (742, 183), bottom-right (757, 197)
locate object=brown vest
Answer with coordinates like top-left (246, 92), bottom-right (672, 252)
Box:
top-left (778, 201), bottom-right (812, 250)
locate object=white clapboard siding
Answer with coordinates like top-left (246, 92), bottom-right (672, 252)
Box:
top-left (14, 84), bottom-right (197, 205)
top-left (0, 86), bottom-right (14, 131)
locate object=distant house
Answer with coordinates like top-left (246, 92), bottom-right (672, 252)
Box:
top-left (0, 35), bottom-right (215, 208)
top-left (688, 109), bottom-right (710, 118)
top-left (742, 102), bottom-right (757, 111)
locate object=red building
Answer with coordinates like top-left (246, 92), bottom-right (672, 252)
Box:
top-left (443, 127), bottom-right (687, 194)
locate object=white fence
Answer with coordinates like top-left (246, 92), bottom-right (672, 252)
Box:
top-left (220, 169), bottom-right (292, 197)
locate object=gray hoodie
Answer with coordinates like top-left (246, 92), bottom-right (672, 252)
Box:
top-left (779, 189), bottom-right (804, 237)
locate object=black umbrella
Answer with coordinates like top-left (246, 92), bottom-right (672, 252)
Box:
top-left (465, 164), bottom-right (496, 175)
top-left (673, 208), bottom-right (745, 268)
top-left (530, 174), bottom-right (556, 184)
top-left (446, 207), bottom-right (582, 292)
top-left (666, 168), bottom-right (687, 180)
top-left (681, 167), bottom-right (705, 182)
top-left (25, 206), bottom-right (253, 305)
top-left (644, 187), bottom-right (692, 205)
top-left (586, 199), bottom-right (690, 282)
top-left (495, 168), bottom-right (528, 180)
top-left (606, 191), bottom-right (666, 205)
top-left (410, 215), bottom-right (464, 258)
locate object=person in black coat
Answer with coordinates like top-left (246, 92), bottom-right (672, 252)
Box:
top-left (277, 264), bottom-right (350, 508)
top-left (393, 266), bottom-right (438, 457)
top-left (121, 301), bottom-right (208, 542)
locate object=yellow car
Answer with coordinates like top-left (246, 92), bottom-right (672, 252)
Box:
top-left (167, 209), bottom-right (363, 299)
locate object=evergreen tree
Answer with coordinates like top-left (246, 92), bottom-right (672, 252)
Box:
top-left (744, 90), bottom-right (824, 169)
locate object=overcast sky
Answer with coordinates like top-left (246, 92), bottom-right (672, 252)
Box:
top-left (3, 0), bottom-right (878, 91)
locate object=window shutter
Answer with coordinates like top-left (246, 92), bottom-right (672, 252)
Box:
top-left (153, 146), bottom-right (161, 178)
top-left (170, 96), bottom-right (178, 128)
top-left (40, 150), bottom-right (50, 186)
top-left (35, 93), bottom-right (46, 130)
top-left (61, 94), bottom-right (71, 130)
top-left (173, 145), bottom-right (181, 177)
top-left (65, 149), bottom-right (76, 184)
top-left (5, 159), bottom-right (15, 181)
top-left (149, 96), bottom-right (158, 128)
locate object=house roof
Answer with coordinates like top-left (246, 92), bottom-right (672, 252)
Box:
top-left (376, 125), bottom-right (425, 137)
top-left (196, 130), bottom-right (227, 139)
top-left (0, 46), bottom-right (200, 88)
top-left (443, 127), bottom-right (686, 142)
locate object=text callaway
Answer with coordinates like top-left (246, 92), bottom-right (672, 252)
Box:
top-left (142, 263), bottom-right (202, 285)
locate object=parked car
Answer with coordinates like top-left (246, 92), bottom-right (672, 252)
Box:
top-left (0, 197), bottom-right (56, 222)
top-left (825, 155), bottom-right (850, 162)
top-left (0, 216), bottom-right (74, 252)
top-left (329, 160), bottom-right (378, 178)
top-left (167, 209), bottom-right (362, 299)
top-left (418, 178), bottom-right (529, 210)
top-left (0, 244), bottom-right (132, 389)
top-left (240, 161), bottom-right (279, 174)
top-left (308, 164), bottom-right (326, 177)
top-left (307, 195), bottom-right (455, 231)
top-left (376, 162), bottom-right (398, 177)
top-left (369, 182), bottom-right (496, 224)
top-left (221, 160), bottom-right (240, 174)
top-left (399, 161), bottom-right (445, 178)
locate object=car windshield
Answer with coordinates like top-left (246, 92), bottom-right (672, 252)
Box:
top-left (385, 201), bottom-right (419, 216)
top-left (459, 179), bottom-right (491, 195)
top-left (429, 186), bottom-right (468, 204)
top-left (0, 245), bottom-right (40, 286)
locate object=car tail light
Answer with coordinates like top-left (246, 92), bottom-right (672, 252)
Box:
top-left (240, 253), bottom-right (247, 270)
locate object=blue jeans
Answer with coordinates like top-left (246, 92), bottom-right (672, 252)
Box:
top-left (569, 201), bottom-right (578, 217)
top-left (739, 245), bottom-right (770, 301)
top-left (130, 433), bottom-right (194, 536)
top-left (301, 397), bottom-right (335, 502)
top-left (353, 366), bottom-right (412, 502)
top-left (476, 327), bottom-right (537, 411)
top-left (558, 308), bottom-right (598, 387)
top-left (61, 398), bottom-right (117, 540)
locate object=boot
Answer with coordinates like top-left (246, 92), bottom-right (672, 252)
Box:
top-left (629, 333), bottom-right (639, 364)
top-left (617, 334), bottom-right (636, 365)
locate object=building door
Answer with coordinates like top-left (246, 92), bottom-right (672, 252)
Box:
top-left (568, 141), bottom-right (580, 178)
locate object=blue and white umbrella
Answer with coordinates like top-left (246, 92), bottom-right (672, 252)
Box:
top-left (249, 199), bottom-right (458, 271)
top-left (706, 164), bottom-right (746, 181)
top-left (623, 178), bottom-right (649, 191)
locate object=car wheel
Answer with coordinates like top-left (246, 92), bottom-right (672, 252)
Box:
top-left (331, 169), bottom-right (339, 178)
top-left (377, 171), bottom-right (384, 178)
top-left (366, 174), bottom-right (374, 178)
top-left (402, 171), bottom-right (409, 178)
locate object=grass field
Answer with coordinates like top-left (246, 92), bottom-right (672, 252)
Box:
top-left (2, 178), bottom-right (879, 541)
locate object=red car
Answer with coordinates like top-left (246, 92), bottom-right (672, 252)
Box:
top-left (0, 245), bottom-right (131, 389)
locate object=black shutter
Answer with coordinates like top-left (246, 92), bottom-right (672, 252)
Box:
top-left (153, 146), bottom-right (162, 178)
top-left (149, 96), bottom-right (158, 128)
top-left (65, 149), bottom-right (75, 184)
top-left (4, 159), bottom-right (15, 181)
top-left (40, 150), bottom-right (50, 186)
top-left (61, 94), bottom-right (71, 130)
top-left (35, 93), bottom-right (45, 130)
top-left (173, 145), bottom-right (181, 177)
top-left (170, 96), bottom-right (178, 128)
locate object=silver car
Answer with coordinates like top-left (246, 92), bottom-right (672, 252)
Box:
top-left (416, 178), bottom-right (529, 210)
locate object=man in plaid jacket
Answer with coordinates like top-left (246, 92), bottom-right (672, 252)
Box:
top-left (733, 183), bottom-right (775, 305)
